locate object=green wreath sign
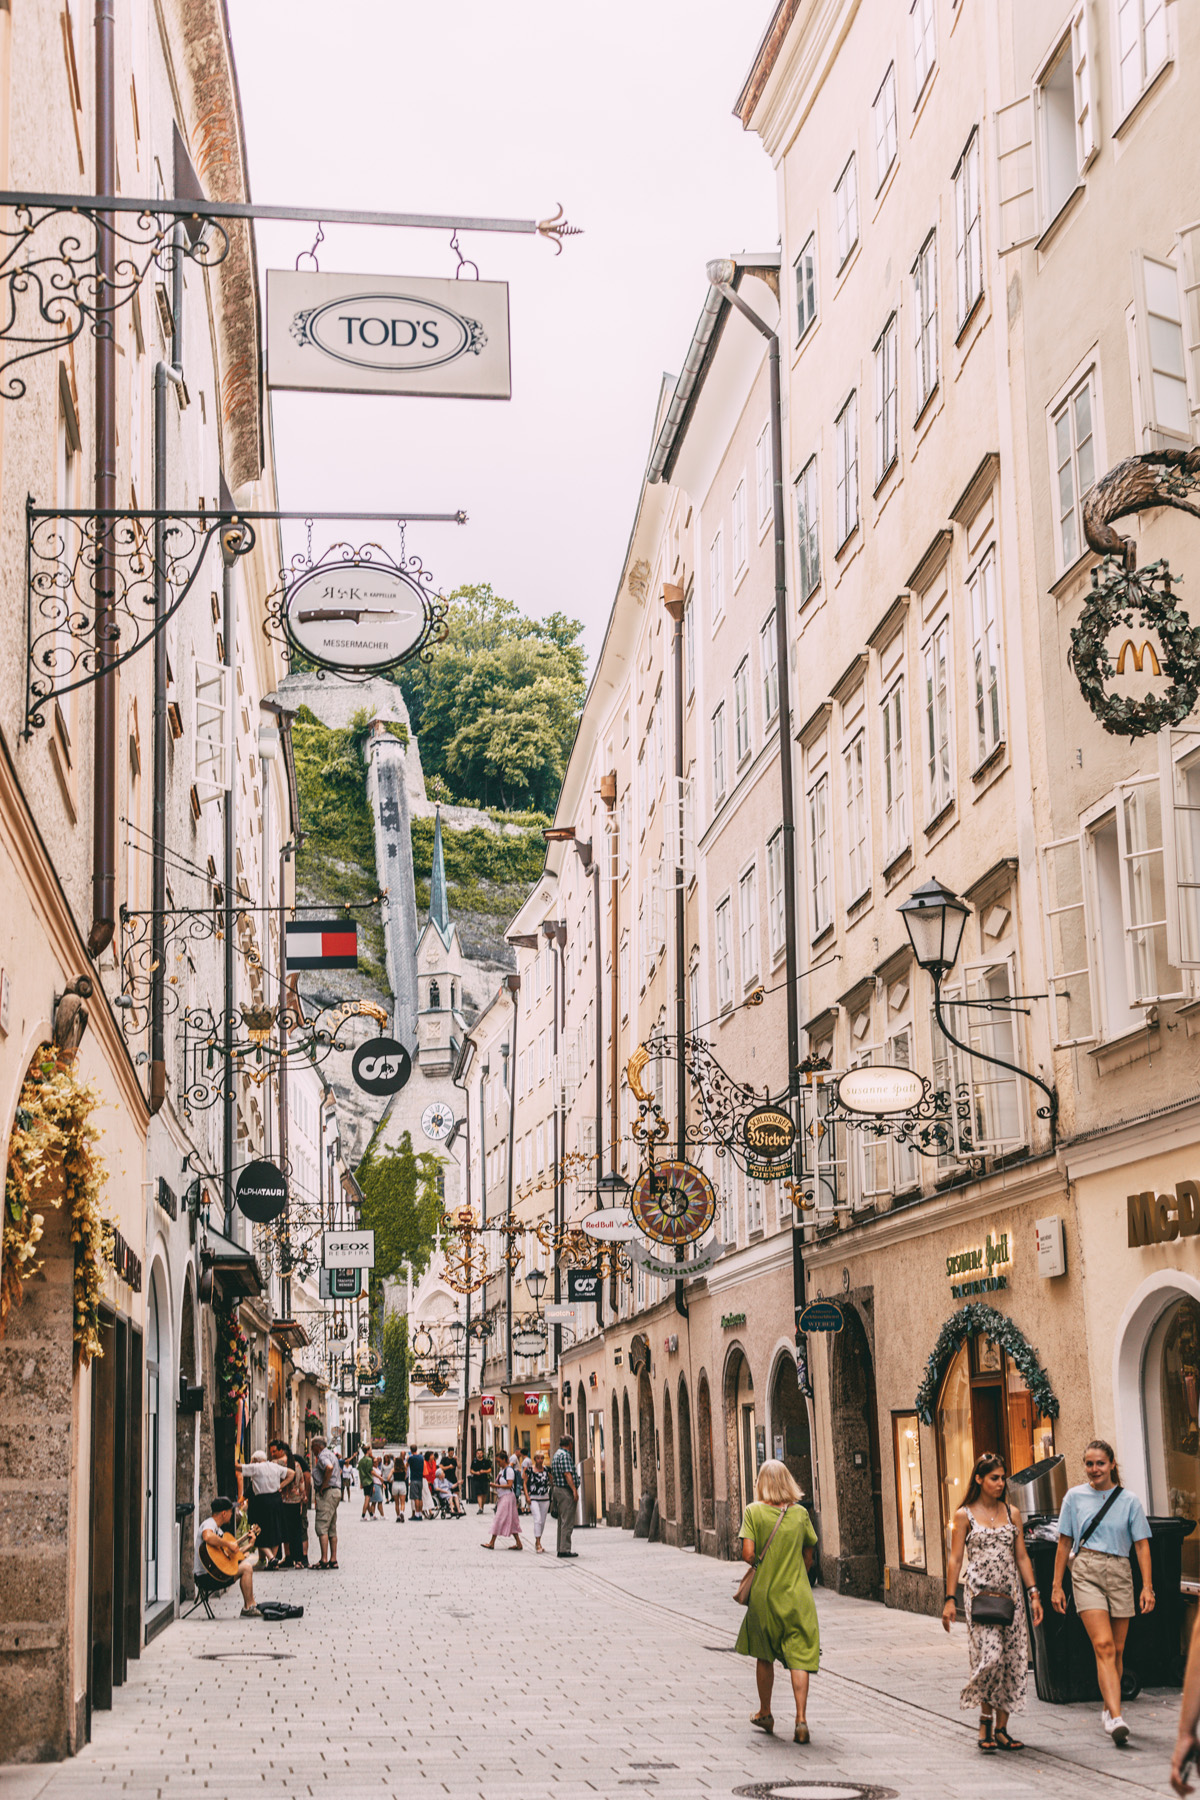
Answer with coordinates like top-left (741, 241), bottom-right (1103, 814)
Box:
top-left (1068, 558), bottom-right (1200, 739)
top-left (914, 1302), bottom-right (1058, 1426)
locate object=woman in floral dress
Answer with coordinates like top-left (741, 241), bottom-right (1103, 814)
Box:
top-left (942, 1452), bottom-right (1043, 1753)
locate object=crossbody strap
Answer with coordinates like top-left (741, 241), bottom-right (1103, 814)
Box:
top-left (1076, 1485), bottom-right (1122, 1551)
top-left (753, 1502), bottom-right (792, 1567)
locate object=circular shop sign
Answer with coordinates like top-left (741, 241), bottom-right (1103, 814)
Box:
top-left (580, 1207), bottom-right (639, 1241)
top-left (631, 1160), bottom-right (717, 1247)
top-left (284, 559), bottom-right (430, 675)
top-left (513, 1331), bottom-right (546, 1357)
top-left (743, 1104), bottom-right (796, 1160)
top-left (235, 1158), bottom-right (288, 1224)
top-left (351, 1036), bottom-right (412, 1096)
top-left (835, 1065), bottom-right (925, 1116)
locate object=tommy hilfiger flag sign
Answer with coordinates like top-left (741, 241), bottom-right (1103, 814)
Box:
top-left (284, 919), bottom-right (359, 971)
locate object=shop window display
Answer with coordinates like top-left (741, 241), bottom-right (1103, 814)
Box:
top-left (935, 1337), bottom-right (1055, 1555)
top-left (892, 1412), bottom-right (926, 1569)
top-left (1146, 1296), bottom-right (1200, 1585)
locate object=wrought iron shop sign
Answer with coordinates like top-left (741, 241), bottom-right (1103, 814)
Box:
top-left (283, 559), bottom-right (432, 674)
top-left (836, 1066), bottom-right (926, 1115)
top-left (580, 1207), bottom-right (638, 1241)
top-left (799, 1300), bottom-right (844, 1333)
top-left (267, 271), bottom-right (512, 399)
top-left (743, 1105), bottom-right (795, 1179)
top-left (236, 1158), bottom-right (288, 1225)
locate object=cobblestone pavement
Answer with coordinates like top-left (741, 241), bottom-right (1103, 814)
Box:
top-left (0, 1506), bottom-right (1183, 1799)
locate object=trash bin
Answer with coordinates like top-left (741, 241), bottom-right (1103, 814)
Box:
top-left (1008, 1455), bottom-right (1067, 1517)
top-left (1125, 1515), bottom-right (1195, 1690)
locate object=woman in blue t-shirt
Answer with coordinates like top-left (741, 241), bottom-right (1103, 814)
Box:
top-left (1051, 1438), bottom-right (1154, 1749)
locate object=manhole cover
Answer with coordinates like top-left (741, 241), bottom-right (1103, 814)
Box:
top-left (733, 1785), bottom-right (898, 1800)
top-left (196, 1650), bottom-right (295, 1661)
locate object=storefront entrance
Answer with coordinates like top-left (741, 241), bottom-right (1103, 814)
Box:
top-left (1144, 1295), bottom-right (1200, 1585)
top-left (829, 1305), bottom-right (884, 1597)
top-left (936, 1336), bottom-right (1056, 1554)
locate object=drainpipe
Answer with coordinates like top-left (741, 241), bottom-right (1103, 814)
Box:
top-left (89, 0), bottom-right (117, 957)
top-left (599, 771), bottom-right (618, 1306)
top-left (150, 351), bottom-right (185, 1112)
top-left (219, 521), bottom-right (247, 1236)
top-left (663, 585), bottom-right (688, 1322)
top-left (503, 973), bottom-right (520, 1387)
top-left (706, 261), bottom-right (804, 1316)
top-left (544, 918), bottom-right (566, 1369)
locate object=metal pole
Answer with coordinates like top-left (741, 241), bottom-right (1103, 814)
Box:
top-left (547, 923), bottom-right (564, 1370)
top-left (664, 590), bottom-right (688, 1320)
top-left (220, 528), bottom-right (242, 1237)
top-left (600, 774), bottom-right (619, 1309)
top-left (503, 975), bottom-right (520, 1388)
top-left (89, 0), bottom-right (117, 957)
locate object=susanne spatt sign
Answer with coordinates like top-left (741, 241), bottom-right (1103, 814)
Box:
top-left (267, 270), bottom-right (512, 399)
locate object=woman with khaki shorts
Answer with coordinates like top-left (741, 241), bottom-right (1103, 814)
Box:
top-left (1052, 1439), bottom-right (1154, 1749)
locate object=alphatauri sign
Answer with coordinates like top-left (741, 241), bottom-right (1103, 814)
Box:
top-left (266, 271), bottom-right (512, 399)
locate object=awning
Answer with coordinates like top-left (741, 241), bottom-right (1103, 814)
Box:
top-left (272, 1319), bottom-right (309, 1351)
top-left (203, 1225), bottom-right (263, 1299)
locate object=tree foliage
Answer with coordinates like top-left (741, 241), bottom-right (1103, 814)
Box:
top-left (398, 584), bottom-right (586, 812)
top-left (357, 1131), bottom-right (443, 1287)
top-left (369, 1311), bottom-right (409, 1444)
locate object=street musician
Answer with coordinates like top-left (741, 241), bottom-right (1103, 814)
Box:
top-left (195, 1496), bottom-right (261, 1618)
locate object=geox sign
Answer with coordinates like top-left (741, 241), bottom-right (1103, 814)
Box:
top-left (266, 271), bottom-right (512, 399)
top-left (1127, 1181), bottom-right (1200, 1247)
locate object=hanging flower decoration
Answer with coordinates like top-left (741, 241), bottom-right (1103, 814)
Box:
top-left (2, 1046), bottom-right (113, 1363)
top-left (1068, 558), bottom-right (1200, 739)
top-left (914, 1302), bottom-right (1059, 1427)
top-left (214, 1290), bottom-right (249, 1407)
top-left (303, 1404), bottom-right (321, 1436)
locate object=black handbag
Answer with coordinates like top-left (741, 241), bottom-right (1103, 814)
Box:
top-left (971, 1586), bottom-right (1016, 1627)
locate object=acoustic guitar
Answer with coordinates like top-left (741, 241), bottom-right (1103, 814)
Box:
top-left (200, 1523), bottom-right (260, 1586)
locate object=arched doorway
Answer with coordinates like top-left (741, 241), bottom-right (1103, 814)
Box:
top-left (677, 1377), bottom-right (696, 1547)
top-left (610, 1392), bottom-right (622, 1526)
top-left (637, 1367), bottom-right (656, 1501)
top-left (145, 1271), bottom-right (163, 1607)
top-left (696, 1372), bottom-right (715, 1536)
top-left (722, 1346), bottom-right (755, 1553)
top-left (621, 1390), bottom-right (634, 1528)
top-left (176, 1278), bottom-right (198, 1599)
top-left (662, 1384), bottom-right (677, 1533)
top-left (830, 1305), bottom-right (884, 1598)
top-left (770, 1351), bottom-right (814, 1504)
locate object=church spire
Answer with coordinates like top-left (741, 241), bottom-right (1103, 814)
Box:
top-left (429, 805), bottom-right (451, 939)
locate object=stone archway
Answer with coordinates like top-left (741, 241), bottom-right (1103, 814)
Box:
top-left (721, 1344), bottom-right (754, 1555)
top-left (662, 1383), bottom-right (677, 1536)
top-left (770, 1349), bottom-right (814, 1504)
top-left (676, 1376), bottom-right (696, 1548)
top-left (830, 1304), bottom-right (884, 1598)
top-left (176, 1277), bottom-right (198, 1599)
top-left (696, 1371), bottom-right (715, 1537)
top-left (610, 1392), bottom-right (622, 1526)
top-left (621, 1389), bottom-right (634, 1529)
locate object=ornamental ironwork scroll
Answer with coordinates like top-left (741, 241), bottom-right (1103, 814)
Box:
top-left (0, 203), bottom-right (229, 400)
top-left (262, 537), bottom-right (450, 682)
top-left (24, 505), bottom-right (253, 735)
top-left (1070, 447), bottom-right (1200, 738)
top-left (179, 996), bottom-right (388, 1113)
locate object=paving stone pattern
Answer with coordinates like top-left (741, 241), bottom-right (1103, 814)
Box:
top-left (0, 1507), bottom-right (1182, 1799)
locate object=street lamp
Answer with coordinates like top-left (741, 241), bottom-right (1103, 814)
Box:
top-left (595, 1169), bottom-right (631, 1204)
top-left (525, 1267), bottom-right (548, 1304)
top-left (898, 877), bottom-right (970, 978)
top-left (448, 1317), bottom-right (466, 1347)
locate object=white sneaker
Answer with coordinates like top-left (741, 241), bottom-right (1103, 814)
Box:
top-left (1101, 1708), bottom-right (1111, 1727)
top-left (1105, 1715), bottom-right (1130, 1746)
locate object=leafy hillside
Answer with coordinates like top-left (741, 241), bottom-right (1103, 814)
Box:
top-left (291, 705), bottom-right (389, 992)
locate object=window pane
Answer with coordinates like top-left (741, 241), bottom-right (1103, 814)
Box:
top-left (893, 1414), bottom-right (927, 1569)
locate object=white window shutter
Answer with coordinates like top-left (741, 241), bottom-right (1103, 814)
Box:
top-left (1175, 226), bottom-right (1200, 421)
top-left (1114, 772), bottom-right (1184, 1003)
top-left (1073, 3), bottom-right (1097, 168)
top-left (995, 95), bottom-right (1037, 252)
top-left (193, 658), bottom-right (231, 799)
top-left (1159, 729), bottom-right (1200, 969)
top-left (1040, 832), bottom-right (1099, 1046)
top-left (1131, 249), bottom-right (1193, 444)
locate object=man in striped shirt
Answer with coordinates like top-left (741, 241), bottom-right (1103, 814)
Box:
top-left (550, 1436), bottom-right (578, 1558)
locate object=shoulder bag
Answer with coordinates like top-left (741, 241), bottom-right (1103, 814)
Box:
top-left (967, 1508), bottom-right (1017, 1627)
top-left (735, 1503), bottom-right (792, 1607)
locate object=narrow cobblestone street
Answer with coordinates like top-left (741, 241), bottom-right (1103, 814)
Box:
top-left (0, 1509), bottom-right (1183, 1800)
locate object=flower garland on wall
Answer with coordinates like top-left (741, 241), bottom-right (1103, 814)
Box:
top-left (915, 1302), bottom-right (1059, 1427)
top-left (214, 1290), bottom-right (250, 1411)
top-left (1, 1046), bottom-right (113, 1363)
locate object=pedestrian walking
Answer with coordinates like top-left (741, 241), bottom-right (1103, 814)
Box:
top-left (381, 1451), bottom-right (395, 1498)
top-left (371, 1455), bottom-right (385, 1517)
top-left (407, 1445), bottom-right (427, 1520)
top-left (340, 1455), bottom-right (352, 1500)
top-left (482, 1454), bottom-right (523, 1550)
top-left (528, 1452), bottom-right (551, 1553)
top-left (736, 1460), bottom-right (819, 1745)
top-left (550, 1435), bottom-right (578, 1559)
top-left (358, 1446), bottom-right (377, 1518)
top-left (942, 1452), bottom-right (1043, 1753)
top-left (295, 1447), bottom-right (312, 1566)
top-left (471, 1446), bottom-right (492, 1513)
top-left (311, 1436), bottom-right (341, 1570)
top-left (238, 1448), bottom-right (292, 1569)
top-left (519, 1451), bottom-right (533, 1514)
top-left (423, 1449), bottom-right (438, 1514)
top-left (275, 1443), bottom-right (308, 1569)
top-left (391, 1455), bottom-right (407, 1522)
top-left (1052, 1438), bottom-right (1154, 1749)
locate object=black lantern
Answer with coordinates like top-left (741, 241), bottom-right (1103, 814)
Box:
top-left (898, 878), bottom-right (970, 979)
top-left (595, 1169), bottom-right (631, 1203)
top-left (448, 1318), bottom-right (466, 1346)
top-left (526, 1267), bottom-right (548, 1303)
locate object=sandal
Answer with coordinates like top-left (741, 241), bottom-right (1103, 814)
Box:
top-left (750, 1712), bottom-right (774, 1735)
top-left (994, 1728), bottom-right (1024, 1751)
top-left (978, 1716), bottom-right (997, 1754)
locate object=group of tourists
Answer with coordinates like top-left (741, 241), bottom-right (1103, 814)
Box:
top-left (356, 1445), bottom-right (466, 1520)
top-left (733, 1438), bottom-right (1160, 1760)
top-left (481, 1435), bottom-right (579, 1557)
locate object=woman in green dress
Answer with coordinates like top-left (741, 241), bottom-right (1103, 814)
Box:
top-left (736, 1459), bottom-right (820, 1744)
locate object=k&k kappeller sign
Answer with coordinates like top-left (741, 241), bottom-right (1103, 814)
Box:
top-left (266, 270), bottom-right (512, 399)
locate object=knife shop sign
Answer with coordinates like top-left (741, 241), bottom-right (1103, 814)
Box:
top-left (266, 271), bottom-right (512, 400)
top-left (283, 556), bottom-right (441, 676)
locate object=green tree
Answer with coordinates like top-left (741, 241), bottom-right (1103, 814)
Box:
top-left (357, 1131), bottom-right (443, 1285)
top-left (369, 1311), bottom-right (409, 1444)
top-left (397, 584), bottom-right (585, 812)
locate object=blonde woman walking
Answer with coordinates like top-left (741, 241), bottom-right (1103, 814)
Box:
top-left (736, 1460), bottom-right (820, 1744)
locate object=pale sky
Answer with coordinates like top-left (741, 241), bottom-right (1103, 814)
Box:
top-left (226, 1), bottom-right (779, 667)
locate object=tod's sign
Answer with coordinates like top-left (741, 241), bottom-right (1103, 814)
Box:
top-left (1128, 1181), bottom-right (1200, 1247)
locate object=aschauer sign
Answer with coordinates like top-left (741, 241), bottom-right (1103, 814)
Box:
top-left (266, 270), bottom-right (512, 399)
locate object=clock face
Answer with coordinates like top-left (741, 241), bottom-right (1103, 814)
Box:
top-left (421, 1102), bottom-right (455, 1143)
